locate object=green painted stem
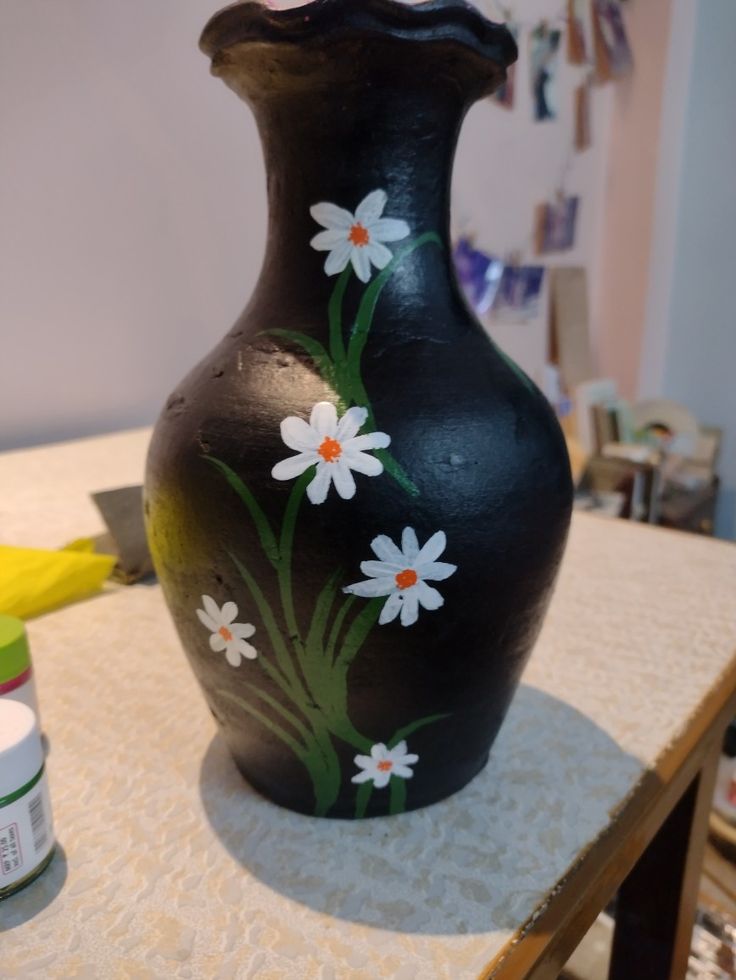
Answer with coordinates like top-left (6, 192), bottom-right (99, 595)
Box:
top-left (301, 570), bottom-right (341, 704)
top-left (333, 598), bottom-right (383, 673)
top-left (325, 600), bottom-right (382, 730)
top-left (355, 782), bottom-right (373, 819)
top-left (306, 570), bottom-right (342, 660)
top-left (346, 380), bottom-right (420, 497)
top-left (257, 655), bottom-right (345, 816)
top-left (347, 232), bottom-right (442, 380)
top-left (328, 266), bottom-right (352, 392)
top-left (327, 713), bottom-right (372, 753)
top-left (388, 712), bottom-right (451, 749)
top-left (389, 777), bottom-right (408, 815)
top-left (303, 740), bottom-right (342, 817)
top-left (325, 594), bottom-right (355, 664)
top-left (339, 232), bottom-right (442, 498)
top-left (278, 471), bottom-right (311, 652)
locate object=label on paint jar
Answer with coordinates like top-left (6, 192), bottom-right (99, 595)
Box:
top-left (0, 767), bottom-right (54, 895)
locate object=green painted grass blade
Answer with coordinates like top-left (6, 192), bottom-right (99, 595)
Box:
top-left (387, 713), bottom-right (451, 749)
top-left (389, 777), bottom-right (408, 815)
top-left (328, 265), bottom-right (352, 376)
top-left (263, 329), bottom-right (338, 389)
top-left (354, 781), bottom-right (373, 819)
top-left (221, 688), bottom-right (342, 818)
top-left (229, 551), bottom-right (305, 700)
top-left (374, 445), bottom-right (420, 498)
top-left (278, 471), bottom-right (312, 651)
top-left (217, 689), bottom-right (307, 761)
top-left (334, 597), bottom-right (382, 673)
top-left (325, 594), bottom-right (355, 664)
top-left (328, 715), bottom-right (372, 753)
top-left (244, 681), bottom-right (312, 748)
top-left (305, 568), bottom-right (342, 662)
top-left (346, 376), bottom-right (420, 498)
top-left (304, 745), bottom-right (342, 818)
top-left (325, 598), bottom-right (383, 742)
top-left (205, 456), bottom-right (280, 568)
top-left (347, 232), bottom-right (442, 374)
top-left (258, 655), bottom-right (298, 706)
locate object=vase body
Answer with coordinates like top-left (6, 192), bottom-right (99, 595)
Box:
top-left (145, 0), bottom-right (573, 819)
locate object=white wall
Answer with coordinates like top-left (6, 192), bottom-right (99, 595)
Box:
top-left (639, 0), bottom-right (736, 539)
top-left (0, 0), bottom-right (266, 450)
top-left (0, 0), bottom-right (614, 451)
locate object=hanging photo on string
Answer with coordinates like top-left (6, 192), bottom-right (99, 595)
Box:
top-left (593, 0), bottom-right (633, 81)
top-left (492, 23), bottom-right (520, 109)
top-left (453, 238), bottom-right (505, 315)
top-left (490, 265), bottom-right (546, 324)
top-left (530, 23), bottom-right (562, 121)
top-left (567, 0), bottom-right (593, 65)
top-left (535, 195), bottom-right (580, 253)
top-left (574, 81), bottom-right (592, 151)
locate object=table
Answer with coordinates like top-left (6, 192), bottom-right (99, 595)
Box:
top-left (2, 428), bottom-right (736, 979)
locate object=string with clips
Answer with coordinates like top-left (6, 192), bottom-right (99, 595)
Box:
top-left (465, 0), bottom-right (598, 271)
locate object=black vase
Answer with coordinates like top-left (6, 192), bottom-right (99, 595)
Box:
top-left (145, 0), bottom-right (573, 819)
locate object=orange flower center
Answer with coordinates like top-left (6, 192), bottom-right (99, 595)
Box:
top-left (318, 436), bottom-right (343, 463)
top-left (377, 760), bottom-right (393, 772)
top-left (348, 223), bottom-right (370, 247)
top-left (395, 569), bottom-right (418, 591)
top-left (218, 626), bottom-right (233, 643)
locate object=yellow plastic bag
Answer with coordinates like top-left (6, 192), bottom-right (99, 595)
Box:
top-left (0, 544), bottom-right (116, 620)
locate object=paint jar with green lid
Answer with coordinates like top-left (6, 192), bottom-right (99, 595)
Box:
top-left (0, 615), bottom-right (39, 719)
top-left (0, 700), bottom-right (55, 898)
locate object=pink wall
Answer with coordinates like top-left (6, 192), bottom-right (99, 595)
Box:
top-left (593, 0), bottom-right (675, 398)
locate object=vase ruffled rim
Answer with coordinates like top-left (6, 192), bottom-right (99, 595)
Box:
top-left (200, 0), bottom-right (517, 69)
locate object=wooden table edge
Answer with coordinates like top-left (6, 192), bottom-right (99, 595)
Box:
top-left (479, 648), bottom-right (736, 980)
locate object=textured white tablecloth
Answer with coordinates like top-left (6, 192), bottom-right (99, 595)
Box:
top-left (2, 429), bottom-right (735, 978)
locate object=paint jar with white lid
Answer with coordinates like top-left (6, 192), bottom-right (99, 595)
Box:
top-left (0, 615), bottom-right (40, 719)
top-left (0, 701), bottom-right (55, 899)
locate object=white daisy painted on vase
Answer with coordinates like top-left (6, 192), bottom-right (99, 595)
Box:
top-left (196, 596), bottom-right (257, 666)
top-left (352, 741), bottom-right (419, 789)
top-left (272, 401), bottom-right (391, 505)
top-left (310, 189), bottom-right (410, 283)
top-left (344, 527), bottom-right (457, 627)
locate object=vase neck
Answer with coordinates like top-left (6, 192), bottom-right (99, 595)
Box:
top-left (205, 2), bottom-right (516, 314)
top-left (248, 75), bottom-right (464, 304)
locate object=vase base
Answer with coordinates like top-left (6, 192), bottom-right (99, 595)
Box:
top-left (230, 749), bottom-right (492, 820)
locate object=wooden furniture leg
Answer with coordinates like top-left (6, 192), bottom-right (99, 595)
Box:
top-left (608, 739), bottom-right (721, 980)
